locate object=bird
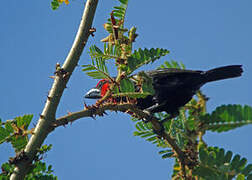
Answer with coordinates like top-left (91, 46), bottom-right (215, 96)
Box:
top-left (85, 65), bottom-right (243, 118)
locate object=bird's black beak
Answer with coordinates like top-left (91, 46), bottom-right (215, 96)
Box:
top-left (84, 88), bottom-right (102, 99)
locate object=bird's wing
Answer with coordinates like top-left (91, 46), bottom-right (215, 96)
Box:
top-left (146, 68), bottom-right (202, 77)
top-left (146, 68), bottom-right (204, 89)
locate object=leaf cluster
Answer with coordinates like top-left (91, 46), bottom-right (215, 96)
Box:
top-left (0, 144), bottom-right (56, 179)
top-left (82, 0), bottom-right (170, 102)
top-left (0, 116), bottom-right (57, 179)
top-left (200, 104), bottom-right (252, 132)
top-left (194, 146), bottom-right (252, 180)
top-left (0, 115), bottom-right (33, 152)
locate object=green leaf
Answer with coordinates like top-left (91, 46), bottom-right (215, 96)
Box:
top-left (119, 78), bottom-right (135, 93)
top-left (161, 152), bottom-right (174, 159)
top-left (199, 104), bottom-right (252, 132)
top-left (0, 127), bottom-right (10, 144)
top-left (85, 71), bottom-right (108, 79)
top-left (208, 151), bottom-right (217, 167)
top-left (123, 48), bottom-right (169, 74)
top-left (15, 114), bottom-right (33, 129)
top-left (11, 136), bottom-right (28, 152)
top-left (237, 158), bottom-right (248, 172)
top-left (159, 60), bottom-right (185, 69)
top-left (199, 146), bottom-right (208, 165)
top-left (224, 151), bottom-right (233, 163)
top-left (216, 148), bottom-right (225, 166)
top-left (236, 173), bottom-right (245, 180)
top-left (145, 135), bottom-right (156, 141)
top-left (138, 71), bottom-right (155, 95)
top-left (158, 149), bottom-right (172, 155)
top-left (135, 121), bottom-right (147, 131)
top-left (241, 164), bottom-right (252, 176)
top-left (5, 121), bottom-right (14, 134)
top-left (1, 162), bottom-right (14, 173)
top-left (93, 45), bottom-right (103, 55)
top-left (51, 0), bottom-right (60, 10)
top-left (231, 155), bottom-right (241, 170)
top-left (195, 147), bottom-right (251, 179)
top-left (118, 0), bottom-right (128, 5)
top-left (193, 166), bottom-right (218, 179)
top-left (90, 44), bottom-right (117, 61)
top-left (82, 65), bottom-right (96, 72)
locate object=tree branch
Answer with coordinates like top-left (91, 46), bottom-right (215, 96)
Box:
top-left (52, 103), bottom-right (188, 169)
top-left (10, 0), bottom-right (99, 179)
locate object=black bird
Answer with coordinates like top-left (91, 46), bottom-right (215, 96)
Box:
top-left (85, 65), bottom-right (243, 117)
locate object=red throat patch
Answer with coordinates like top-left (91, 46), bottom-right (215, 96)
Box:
top-left (96, 79), bottom-right (110, 97)
top-left (101, 82), bottom-right (110, 97)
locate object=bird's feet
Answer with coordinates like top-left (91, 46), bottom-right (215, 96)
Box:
top-left (142, 109), bottom-right (154, 123)
top-left (142, 109), bottom-right (165, 136)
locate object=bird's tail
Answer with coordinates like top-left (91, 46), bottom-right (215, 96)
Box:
top-left (204, 65), bottom-right (243, 83)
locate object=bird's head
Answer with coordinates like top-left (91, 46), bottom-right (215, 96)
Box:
top-left (84, 79), bottom-right (111, 99)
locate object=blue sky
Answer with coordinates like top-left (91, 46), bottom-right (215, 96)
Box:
top-left (0, 0), bottom-right (251, 179)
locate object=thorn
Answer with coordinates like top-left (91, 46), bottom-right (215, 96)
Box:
top-left (67, 111), bottom-right (72, 115)
top-left (63, 72), bottom-right (70, 80)
top-left (47, 96), bottom-right (52, 101)
top-left (56, 62), bottom-right (61, 70)
top-left (83, 100), bottom-right (88, 109)
top-left (90, 115), bottom-right (96, 120)
top-left (89, 27), bottom-right (96, 37)
top-left (49, 76), bottom-right (55, 79)
top-left (51, 123), bottom-right (57, 128)
top-left (39, 114), bottom-right (45, 119)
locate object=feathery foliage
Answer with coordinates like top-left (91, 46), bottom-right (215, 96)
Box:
top-left (200, 104), bottom-right (252, 132)
top-left (194, 146), bottom-right (252, 179)
top-left (122, 48), bottom-right (170, 75)
top-left (0, 144), bottom-right (57, 179)
top-left (0, 115), bottom-right (33, 152)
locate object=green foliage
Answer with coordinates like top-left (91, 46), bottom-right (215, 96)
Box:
top-left (194, 146), bottom-right (252, 179)
top-left (123, 48), bottom-right (170, 75)
top-left (0, 115), bottom-right (33, 152)
top-left (51, 0), bottom-right (69, 10)
top-left (90, 44), bottom-right (121, 62)
top-left (159, 60), bottom-right (185, 69)
top-left (133, 121), bottom-right (165, 147)
top-left (105, 0), bottom-right (128, 33)
top-left (0, 144), bottom-right (56, 179)
top-left (82, 45), bottom-right (111, 79)
top-left (51, 0), bottom-right (60, 10)
top-left (119, 78), bottom-right (136, 92)
top-left (112, 72), bottom-right (155, 99)
top-left (112, 0), bottom-right (128, 22)
top-left (158, 149), bottom-right (174, 159)
top-left (200, 104), bottom-right (252, 132)
top-left (133, 115), bottom-right (172, 157)
top-left (112, 78), bottom-right (152, 98)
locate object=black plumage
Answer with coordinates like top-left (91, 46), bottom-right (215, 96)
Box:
top-left (135, 65), bottom-right (243, 116)
top-left (85, 65), bottom-right (243, 117)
